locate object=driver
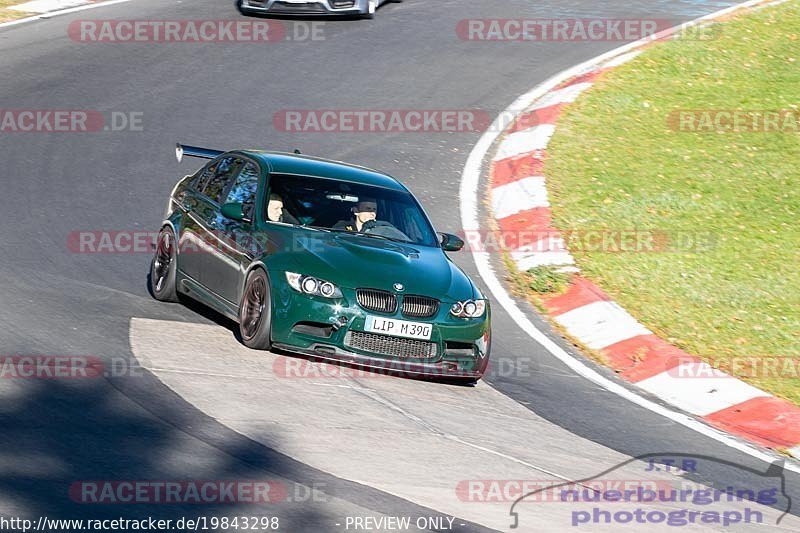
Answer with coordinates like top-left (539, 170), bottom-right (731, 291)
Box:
top-left (333, 197), bottom-right (380, 232)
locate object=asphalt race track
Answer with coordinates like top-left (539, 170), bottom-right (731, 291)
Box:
top-left (1, 0), bottom-right (798, 531)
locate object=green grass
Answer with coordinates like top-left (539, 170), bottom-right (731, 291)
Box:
top-left (519, 265), bottom-right (573, 294)
top-left (546, 1), bottom-right (800, 403)
top-left (0, 0), bottom-right (33, 22)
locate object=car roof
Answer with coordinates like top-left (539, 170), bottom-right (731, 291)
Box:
top-left (242, 150), bottom-right (407, 192)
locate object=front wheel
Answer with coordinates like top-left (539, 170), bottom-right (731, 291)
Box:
top-left (239, 269), bottom-right (272, 350)
top-left (236, 0), bottom-right (253, 15)
top-left (150, 228), bottom-right (179, 302)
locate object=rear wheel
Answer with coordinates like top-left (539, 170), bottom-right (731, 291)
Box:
top-left (239, 269), bottom-right (272, 350)
top-left (150, 228), bottom-right (178, 302)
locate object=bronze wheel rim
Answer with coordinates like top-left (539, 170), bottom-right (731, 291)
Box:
top-left (153, 232), bottom-right (173, 293)
top-left (241, 277), bottom-right (266, 341)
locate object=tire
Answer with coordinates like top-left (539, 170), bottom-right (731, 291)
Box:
top-left (239, 269), bottom-right (272, 350)
top-left (362, 0), bottom-right (377, 18)
top-left (150, 227), bottom-right (179, 302)
top-left (237, 0), bottom-right (259, 16)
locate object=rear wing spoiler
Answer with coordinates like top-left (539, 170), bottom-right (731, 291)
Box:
top-left (175, 143), bottom-right (224, 163)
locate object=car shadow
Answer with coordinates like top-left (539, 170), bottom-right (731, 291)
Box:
top-left (0, 363), bottom-right (318, 527)
top-left (147, 271), bottom-right (477, 388)
top-left (0, 354), bottom-right (494, 528)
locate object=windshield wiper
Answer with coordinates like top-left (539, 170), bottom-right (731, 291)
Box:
top-left (306, 226), bottom-right (412, 244)
top-left (353, 232), bottom-right (413, 245)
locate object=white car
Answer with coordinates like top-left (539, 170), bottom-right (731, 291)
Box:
top-left (238, 0), bottom-right (393, 18)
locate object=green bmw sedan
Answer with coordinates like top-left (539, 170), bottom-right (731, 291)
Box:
top-left (150, 144), bottom-right (491, 382)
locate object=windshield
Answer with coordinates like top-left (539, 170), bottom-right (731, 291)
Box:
top-left (266, 173), bottom-right (439, 247)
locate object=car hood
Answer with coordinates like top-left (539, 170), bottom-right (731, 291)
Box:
top-left (266, 229), bottom-right (476, 301)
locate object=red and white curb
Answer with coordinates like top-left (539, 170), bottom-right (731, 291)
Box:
top-left (483, 0), bottom-right (800, 457)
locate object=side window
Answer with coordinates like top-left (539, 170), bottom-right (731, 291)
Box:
top-left (201, 156), bottom-right (243, 204)
top-left (224, 161), bottom-right (260, 220)
top-left (192, 161), bottom-right (217, 192)
top-left (401, 207), bottom-right (424, 243)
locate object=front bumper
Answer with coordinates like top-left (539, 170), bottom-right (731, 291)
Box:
top-left (270, 276), bottom-right (491, 380)
top-left (273, 342), bottom-right (487, 381)
top-left (240, 0), bottom-right (368, 16)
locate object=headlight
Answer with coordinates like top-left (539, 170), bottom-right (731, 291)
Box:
top-left (302, 277), bottom-right (318, 294)
top-left (450, 299), bottom-right (486, 318)
top-left (286, 272), bottom-right (343, 298)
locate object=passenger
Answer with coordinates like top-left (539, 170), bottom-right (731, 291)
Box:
top-left (266, 193), bottom-right (298, 224)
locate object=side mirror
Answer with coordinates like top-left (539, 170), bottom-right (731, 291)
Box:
top-left (221, 202), bottom-right (248, 222)
top-left (440, 232), bottom-right (464, 252)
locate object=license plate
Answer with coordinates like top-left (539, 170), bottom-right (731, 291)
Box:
top-left (364, 316), bottom-right (432, 340)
